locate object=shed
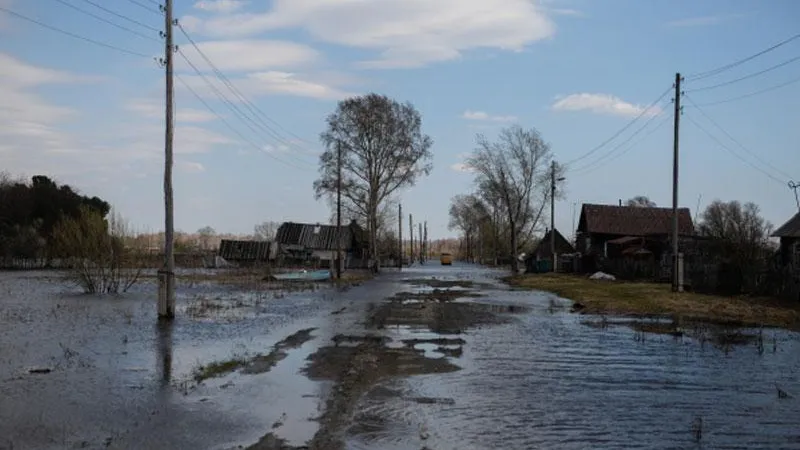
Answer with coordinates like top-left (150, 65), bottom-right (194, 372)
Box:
top-left (275, 220), bottom-right (368, 267)
top-left (218, 239), bottom-right (273, 262)
top-left (771, 212), bottom-right (800, 301)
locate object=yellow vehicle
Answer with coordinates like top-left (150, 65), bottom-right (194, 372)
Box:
top-left (440, 252), bottom-right (453, 266)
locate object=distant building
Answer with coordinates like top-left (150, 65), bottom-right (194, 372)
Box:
top-left (275, 220), bottom-right (369, 269)
top-left (771, 211), bottom-right (800, 301)
top-left (525, 228), bottom-right (575, 273)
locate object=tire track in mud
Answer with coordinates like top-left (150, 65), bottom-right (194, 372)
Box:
top-left (249, 277), bottom-right (529, 450)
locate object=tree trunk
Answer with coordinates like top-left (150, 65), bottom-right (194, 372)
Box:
top-left (509, 220), bottom-right (519, 273)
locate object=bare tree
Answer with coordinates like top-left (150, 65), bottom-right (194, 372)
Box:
top-left (466, 125), bottom-right (560, 273)
top-left (626, 196), bottom-right (657, 207)
top-left (314, 93), bottom-right (433, 271)
top-left (254, 221), bottom-right (281, 241)
top-left (197, 226), bottom-right (216, 251)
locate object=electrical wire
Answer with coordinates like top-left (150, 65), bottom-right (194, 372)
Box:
top-left (684, 95), bottom-right (793, 180)
top-left (688, 73), bottom-right (800, 107)
top-left (563, 86), bottom-right (672, 167)
top-left (53, 0), bottom-right (159, 41)
top-left (686, 54), bottom-right (800, 92)
top-left (0, 5), bottom-right (150, 57)
top-left (176, 50), bottom-right (316, 169)
top-left (570, 111), bottom-right (673, 176)
top-left (176, 74), bottom-right (311, 171)
top-left (177, 23), bottom-right (320, 154)
top-left (686, 32), bottom-right (800, 81)
top-left (77, 0), bottom-right (160, 32)
top-left (124, 0), bottom-right (161, 15)
top-left (684, 113), bottom-right (786, 185)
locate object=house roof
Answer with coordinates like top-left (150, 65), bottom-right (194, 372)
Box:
top-left (578, 203), bottom-right (694, 236)
top-left (772, 212), bottom-right (800, 238)
top-left (275, 221), bottom-right (364, 251)
top-left (531, 228), bottom-right (575, 258)
top-left (218, 239), bottom-right (271, 261)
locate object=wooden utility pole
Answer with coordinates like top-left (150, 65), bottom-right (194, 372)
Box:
top-left (409, 214), bottom-right (413, 265)
top-left (158, 0), bottom-right (176, 320)
top-left (335, 143), bottom-right (342, 279)
top-left (550, 160), bottom-right (556, 272)
top-left (671, 73), bottom-right (684, 293)
top-left (398, 204), bottom-right (402, 270)
top-left (423, 221), bottom-right (428, 263)
top-left (418, 222), bottom-right (423, 263)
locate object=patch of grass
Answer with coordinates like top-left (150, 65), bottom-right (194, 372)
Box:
top-left (505, 273), bottom-right (800, 330)
top-left (193, 358), bottom-right (246, 382)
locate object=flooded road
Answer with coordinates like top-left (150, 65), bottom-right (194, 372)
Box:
top-left (2, 265), bottom-right (799, 449)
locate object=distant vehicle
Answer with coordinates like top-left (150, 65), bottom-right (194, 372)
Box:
top-left (440, 252), bottom-right (453, 266)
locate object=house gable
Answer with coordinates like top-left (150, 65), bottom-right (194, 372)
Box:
top-left (577, 203), bottom-right (694, 237)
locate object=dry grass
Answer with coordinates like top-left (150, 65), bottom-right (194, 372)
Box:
top-left (506, 273), bottom-right (800, 330)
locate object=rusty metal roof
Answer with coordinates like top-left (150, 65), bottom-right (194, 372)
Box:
top-left (578, 203), bottom-right (694, 236)
top-left (772, 212), bottom-right (800, 238)
top-left (275, 221), bottom-right (364, 251)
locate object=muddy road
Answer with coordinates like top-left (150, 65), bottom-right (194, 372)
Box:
top-left (2, 265), bottom-right (800, 449)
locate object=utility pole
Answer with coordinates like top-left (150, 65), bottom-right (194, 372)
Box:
top-left (550, 161), bottom-right (565, 272)
top-left (158, 0), bottom-right (176, 320)
top-left (418, 222), bottom-right (423, 264)
top-left (335, 143), bottom-right (342, 279)
top-left (423, 221), bottom-right (428, 263)
top-left (790, 181), bottom-right (800, 212)
top-left (409, 214), bottom-right (414, 265)
top-left (398, 204), bottom-right (402, 270)
top-left (671, 72), bottom-right (684, 293)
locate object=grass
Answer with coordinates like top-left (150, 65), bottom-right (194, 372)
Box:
top-left (505, 273), bottom-right (800, 330)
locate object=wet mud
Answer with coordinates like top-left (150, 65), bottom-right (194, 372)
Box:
top-left (271, 275), bottom-right (531, 450)
top-left (194, 328), bottom-right (317, 382)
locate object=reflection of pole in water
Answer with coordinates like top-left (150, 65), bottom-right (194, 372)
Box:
top-left (156, 320), bottom-right (174, 386)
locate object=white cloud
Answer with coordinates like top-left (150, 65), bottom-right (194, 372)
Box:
top-left (178, 161), bottom-right (206, 173)
top-left (462, 110), bottom-right (517, 122)
top-left (126, 98), bottom-right (217, 123)
top-left (450, 162), bottom-right (474, 173)
top-left (194, 0), bottom-right (247, 13)
top-left (546, 8), bottom-right (584, 17)
top-left (180, 0), bottom-right (556, 68)
top-left (666, 14), bottom-right (744, 28)
top-left (175, 39), bottom-right (319, 73)
top-left (178, 71), bottom-right (355, 101)
top-left (551, 93), bottom-right (662, 118)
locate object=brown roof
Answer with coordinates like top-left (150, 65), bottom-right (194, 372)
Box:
top-left (772, 212), bottom-right (800, 238)
top-left (578, 203), bottom-right (694, 236)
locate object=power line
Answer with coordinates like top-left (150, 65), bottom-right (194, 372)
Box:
top-left (77, 0), bottom-right (160, 32)
top-left (563, 86), bottom-right (672, 167)
top-left (0, 5), bottom-right (150, 57)
top-left (176, 74), bottom-right (311, 171)
top-left (175, 50), bottom-right (315, 169)
top-left (53, 0), bottom-right (159, 41)
top-left (689, 73), bottom-right (800, 107)
top-left (684, 94), bottom-right (793, 180)
top-left (686, 32), bottom-right (800, 81)
top-left (571, 111), bottom-right (673, 175)
top-left (176, 23), bottom-right (320, 155)
top-left (684, 113), bottom-right (786, 185)
top-left (687, 54), bottom-right (800, 92)
top-left (124, 0), bottom-right (161, 15)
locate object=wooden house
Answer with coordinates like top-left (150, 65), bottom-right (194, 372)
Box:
top-left (525, 228), bottom-right (576, 273)
top-left (575, 203), bottom-right (695, 277)
top-left (275, 220), bottom-right (368, 269)
top-left (771, 212), bottom-right (800, 301)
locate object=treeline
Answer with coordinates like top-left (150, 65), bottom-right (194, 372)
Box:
top-left (0, 173), bottom-right (110, 259)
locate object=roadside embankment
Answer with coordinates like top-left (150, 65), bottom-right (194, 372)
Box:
top-left (505, 273), bottom-right (800, 330)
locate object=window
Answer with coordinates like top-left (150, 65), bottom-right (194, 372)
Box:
top-left (314, 226), bottom-right (321, 234)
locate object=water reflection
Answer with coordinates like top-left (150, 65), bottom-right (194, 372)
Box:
top-left (156, 319), bottom-right (173, 387)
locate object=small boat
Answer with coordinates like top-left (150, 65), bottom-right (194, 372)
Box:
top-left (270, 269), bottom-right (331, 282)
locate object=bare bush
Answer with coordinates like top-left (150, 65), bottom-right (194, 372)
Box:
top-left (51, 207), bottom-right (144, 294)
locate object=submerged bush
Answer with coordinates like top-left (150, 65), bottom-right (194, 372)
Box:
top-left (50, 206), bottom-right (143, 294)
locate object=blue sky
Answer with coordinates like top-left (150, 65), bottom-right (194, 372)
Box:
top-left (1, 0), bottom-right (799, 240)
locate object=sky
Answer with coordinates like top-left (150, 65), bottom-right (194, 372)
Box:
top-left (1, 0), bottom-right (799, 240)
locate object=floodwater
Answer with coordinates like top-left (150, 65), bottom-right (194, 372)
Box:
top-left (2, 265), bottom-right (800, 449)
top-left (0, 270), bottom-right (359, 450)
top-left (344, 265), bottom-right (800, 450)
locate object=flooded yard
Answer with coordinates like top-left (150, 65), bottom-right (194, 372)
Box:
top-left (1, 265), bottom-right (799, 449)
